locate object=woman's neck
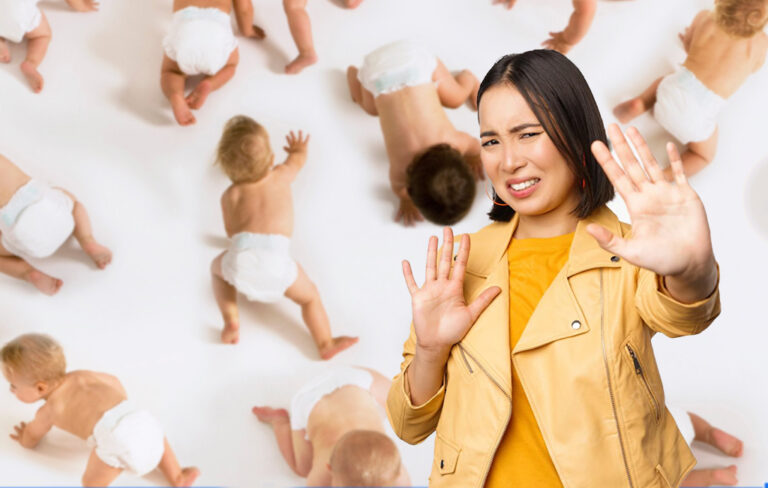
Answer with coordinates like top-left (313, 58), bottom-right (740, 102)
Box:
top-left (514, 208), bottom-right (579, 239)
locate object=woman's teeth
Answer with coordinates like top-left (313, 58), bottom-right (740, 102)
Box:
top-left (510, 178), bottom-right (540, 191)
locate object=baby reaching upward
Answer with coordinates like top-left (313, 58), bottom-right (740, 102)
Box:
top-left (614, 0), bottom-right (768, 176)
top-left (210, 116), bottom-right (357, 359)
top-left (0, 154), bottom-right (111, 295)
top-left (0, 0), bottom-right (98, 93)
top-left (347, 40), bottom-right (483, 226)
top-left (161, 0), bottom-right (266, 126)
top-left (1, 334), bottom-right (199, 487)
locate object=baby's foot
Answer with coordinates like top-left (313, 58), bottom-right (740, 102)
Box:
top-left (252, 406), bottom-right (289, 425)
top-left (185, 80), bottom-right (212, 110)
top-left (170, 97), bottom-right (195, 126)
top-left (246, 24), bottom-right (266, 39)
top-left (346, 66), bottom-right (360, 102)
top-left (0, 40), bottom-right (10, 63)
top-left (172, 467), bottom-right (200, 487)
top-left (285, 51), bottom-right (318, 75)
top-left (20, 61), bottom-right (43, 93)
top-left (82, 240), bottom-right (112, 269)
top-left (221, 322), bottom-right (240, 345)
top-left (613, 98), bottom-right (646, 124)
top-left (708, 427), bottom-right (744, 457)
top-left (344, 0), bottom-right (363, 8)
top-left (319, 336), bottom-right (358, 360)
top-left (25, 269), bottom-right (62, 296)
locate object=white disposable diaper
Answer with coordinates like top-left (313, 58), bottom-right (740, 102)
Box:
top-left (0, 180), bottom-right (74, 259)
top-left (87, 401), bottom-right (165, 476)
top-left (669, 406), bottom-right (695, 445)
top-left (290, 366), bottom-right (374, 437)
top-left (654, 67), bottom-right (725, 144)
top-left (162, 6), bottom-right (237, 76)
top-left (358, 39), bottom-right (438, 97)
top-left (220, 233), bottom-right (298, 303)
top-left (0, 0), bottom-right (41, 43)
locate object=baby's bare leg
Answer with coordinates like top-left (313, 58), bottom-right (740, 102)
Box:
top-left (613, 76), bottom-right (663, 124)
top-left (434, 60), bottom-right (478, 110)
top-left (0, 38), bottom-right (10, 63)
top-left (81, 449), bottom-right (123, 487)
top-left (211, 253), bottom-right (240, 344)
top-left (60, 192), bottom-right (112, 269)
top-left (346, 66), bottom-right (378, 116)
top-left (0, 240), bottom-right (62, 295)
top-left (680, 465), bottom-right (738, 487)
top-left (689, 411), bottom-right (743, 456)
top-left (157, 438), bottom-right (200, 487)
top-left (284, 265), bottom-right (358, 360)
top-left (21, 13), bottom-right (51, 93)
top-left (233, 0), bottom-right (266, 38)
top-left (681, 128), bottom-right (718, 177)
top-left (283, 0), bottom-right (317, 74)
top-left (161, 55), bottom-right (195, 126)
top-left (186, 49), bottom-right (239, 110)
top-left (251, 407), bottom-right (313, 477)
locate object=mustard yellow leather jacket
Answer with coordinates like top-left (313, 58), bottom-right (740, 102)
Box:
top-left (387, 206), bottom-right (721, 488)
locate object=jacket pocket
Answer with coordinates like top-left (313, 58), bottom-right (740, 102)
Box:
top-left (435, 433), bottom-right (461, 476)
top-left (624, 342), bottom-right (661, 423)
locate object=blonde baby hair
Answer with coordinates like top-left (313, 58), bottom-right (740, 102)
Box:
top-left (216, 115), bottom-right (273, 183)
top-left (329, 430), bottom-right (402, 486)
top-left (715, 0), bottom-right (768, 37)
top-left (1, 334), bottom-right (66, 383)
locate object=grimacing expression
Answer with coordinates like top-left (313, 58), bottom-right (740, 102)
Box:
top-left (479, 85), bottom-right (579, 218)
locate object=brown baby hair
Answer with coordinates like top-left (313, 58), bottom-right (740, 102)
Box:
top-left (406, 144), bottom-right (476, 225)
top-left (216, 115), bottom-right (273, 183)
top-left (1, 334), bottom-right (66, 383)
top-left (329, 430), bottom-right (402, 486)
top-left (715, 0), bottom-right (768, 37)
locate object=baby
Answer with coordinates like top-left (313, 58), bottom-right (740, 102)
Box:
top-left (161, 0), bottom-right (266, 126)
top-left (253, 366), bottom-right (411, 487)
top-left (346, 40), bottom-right (483, 226)
top-left (210, 115), bottom-right (358, 359)
top-left (0, 154), bottom-right (111, 295)
top-left (492, 0), bottom-right (597, 54)
top-left (670, 407), bottom-right (744, 486)
top-left (2, 334), bottom-right (199, 487)
top-left (613, 0), bottom-right (768, 176)
top-left (0, 0), bottom-right (98, 93)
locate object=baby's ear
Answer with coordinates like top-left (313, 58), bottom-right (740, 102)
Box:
top-left (35, 381), bottom-right (48, 394)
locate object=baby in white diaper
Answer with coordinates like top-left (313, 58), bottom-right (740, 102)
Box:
top-left (0, 0), bottom-right (98, 93)
top-left (161, 0), bottom-right (266, 126)
top-left (614, 0), bottom-right (768, 177)
top-left (210, 115), bottom-right (358, 359)
top-left (0, 154), bottom-right (111, 296)
top-left (346, 40), bottom-right (484, 226)
top-left (252, 366), bottom-right (411, 486)
top-left (1, 333), bottom-right (199, 487)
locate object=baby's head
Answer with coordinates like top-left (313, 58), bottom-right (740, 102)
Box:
top-left (1, 334), bottom-right (66, 403)
top-left (406, 144), bottom-right (476, 225)
top-left (715, 0), bottom-right (768, 37)
top-left (216, 115), bottom-right (275, 183)
top-left (328, 430), bottom-right (407, 487)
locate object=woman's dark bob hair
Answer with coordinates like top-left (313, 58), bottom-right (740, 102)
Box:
top-left (477, 50), bottom-right (614, 221)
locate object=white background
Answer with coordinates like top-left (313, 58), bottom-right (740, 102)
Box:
top-left (1, 0), bottom-right (767, 486)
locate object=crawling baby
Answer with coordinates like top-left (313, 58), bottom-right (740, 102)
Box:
top-left (0, 154), bottom-right (111, 295)
top-left (347, 40), bottom-right (484, 226)
top-left (2, 334), bottom-right (199, 487)
top-left (161, 0), bottom-right (266, 126)
top-left (210, 115), bottom-right (358, 359)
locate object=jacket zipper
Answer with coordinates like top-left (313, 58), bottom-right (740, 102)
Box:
top-left (457, 343), bottom-right (512, 488)
top-left (600, 270), bottom-right (635, 488)
top-left (626, 344), bottom-right (661, 422)
top-left (459, 346), bottom-right (474, 373)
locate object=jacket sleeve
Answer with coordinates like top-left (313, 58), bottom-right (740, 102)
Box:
top-left (386, 324), bottom-right (446, 445)
top-left (634, 264), bottom-right (721, 338)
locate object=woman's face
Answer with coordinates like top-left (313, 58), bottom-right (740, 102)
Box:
top-left (479, 84), bottom-right (579, 218)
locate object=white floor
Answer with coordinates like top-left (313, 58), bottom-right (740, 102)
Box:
top-left (1, 0), bottom-right (767, 486)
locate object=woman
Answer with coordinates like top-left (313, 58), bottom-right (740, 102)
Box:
top-left (386, 50), bottom-right (721, 488)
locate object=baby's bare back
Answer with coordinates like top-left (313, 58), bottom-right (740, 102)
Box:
top-left (685, 12), bottom-right (768, 98)
top-left (46, 371), bottom-right (127, 440)
top-left (0, 155), bottom-right (31, 207)
top-left (222, 171), bottom-right (294, 238)
top-left (173, 0), bottom-right (231, 13)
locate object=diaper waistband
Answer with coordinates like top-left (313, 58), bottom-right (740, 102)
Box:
top-left (174, 6), bottom-right (231, 25)
top-left (230, 233), bottom-right (292, 252)
top-left (676, 66), bottom-right (725, 105)
top-left (89, 400), bottom-right (137, 444)
top-left (0, 180), bottom-right (44, 229)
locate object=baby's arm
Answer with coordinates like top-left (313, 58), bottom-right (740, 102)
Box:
top-left (10, 405), bottom-right (53, 449)
top-left (542, 0), bottom-right (597, 54)
top-left (65, 0), bottom-right (99, 12)
top-left (275, 131), bottom-right (310, 182)
top-left (233, 0), bottom-right (266, 39)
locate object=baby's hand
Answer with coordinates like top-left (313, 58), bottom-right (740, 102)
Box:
top-left (10, 422), bottom-right (27, 446)
top-left (396, 197), bottom-right (424, 226)
top-left (66, 0), bottom-right (99, 12)
top-left (283, 131), bottom-right (310, 155)
top-left (542, 31), bottom-right (574, 55)
top-left (492, 0), bottom-right (517, 9)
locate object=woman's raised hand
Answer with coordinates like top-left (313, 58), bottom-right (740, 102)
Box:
top-left (402, 228), bottom-right (501, 355)
top-left (588, 125), bottom-right (717, 299)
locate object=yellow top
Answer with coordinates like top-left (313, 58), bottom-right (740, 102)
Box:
top-left (485, 232), bottom-right (575, 488)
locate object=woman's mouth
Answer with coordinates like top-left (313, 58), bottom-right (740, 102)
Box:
top-left (507, 177), bottom-right (540, 198)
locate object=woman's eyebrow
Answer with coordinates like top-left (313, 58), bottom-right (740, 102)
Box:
top-left (480, 123), bottom-right (542, 138)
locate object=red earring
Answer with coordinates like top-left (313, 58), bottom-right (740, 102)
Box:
top-left (485, 182), bottom-right (509, 207)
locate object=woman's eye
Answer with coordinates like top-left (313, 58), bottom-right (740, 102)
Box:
top-left (521, 132), bottom-right (542, 139)
top-left (481, 139), bottom-right (498, 147)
